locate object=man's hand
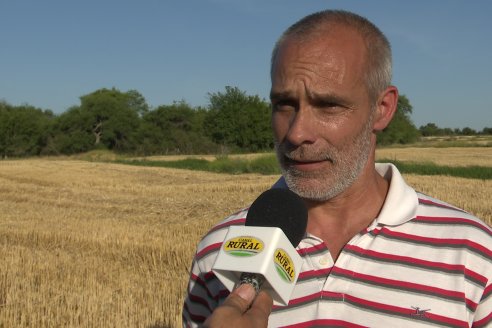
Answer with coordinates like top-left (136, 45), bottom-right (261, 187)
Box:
top-left (203, 284), bottom-right (273, 328)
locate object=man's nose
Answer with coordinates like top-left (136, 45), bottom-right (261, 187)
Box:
top-left (285, 107), bottom-right (317, 146)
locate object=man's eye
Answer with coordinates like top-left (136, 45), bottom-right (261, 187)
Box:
top-left (272, 101), bottom-right (296, 112)
top-left (317, 101), bottom-right (347, 114)
top-left (318, 101), bottom-right (339, 109)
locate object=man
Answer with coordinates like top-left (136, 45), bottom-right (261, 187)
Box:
top-left (183, 10), bottom-right (492, 327)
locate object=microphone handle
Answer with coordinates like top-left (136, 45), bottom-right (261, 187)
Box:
top-left (239, 272), bottom-right (264, 293)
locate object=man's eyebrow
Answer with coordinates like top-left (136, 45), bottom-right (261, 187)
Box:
top-left (270, 90), bottom-right (353, 107)
top-left (306, 90), bottom-right (351, 106)
top-left (269, 90), bottom-right (295, 101)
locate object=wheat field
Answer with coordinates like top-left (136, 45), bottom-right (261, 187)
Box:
top-left (0, 148), bottom-right (491, 327)
top-left (376, 146), bottom-right (492, 167)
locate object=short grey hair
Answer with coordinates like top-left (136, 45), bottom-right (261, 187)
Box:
top-left (271, 10), bottom-right (392, 103)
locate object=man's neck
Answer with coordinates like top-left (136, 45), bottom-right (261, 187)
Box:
top-left (304, 165), bottom-right (390, 261)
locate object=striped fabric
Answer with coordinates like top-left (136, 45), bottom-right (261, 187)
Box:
top-left (182, 164), bottom-right (492, 327)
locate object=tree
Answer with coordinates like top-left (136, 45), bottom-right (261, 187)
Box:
top-left (126, 89), bottom-right (150, 117)
top-left (0, 101), bottom-right (54, 157)
top-left (419, 123), bottom-right (443, 137)
top-left (442, 128), bottom-right (455, 136)
top-left (481, 127), bottom-right (492, 135)
top-left (51, 105), bottom-right (95, 154)
top-left (51, 88), bottom-right (147, 154)
top-left (137, 101), bottom-right (216, 155)
top-left (461, 127), bottom-right (476, 136)
top-left (80, 88), bottom-right (143, 150)
top-left (204, 86), bottom-right (273, 152)
top-left (377, 94), bottom-right (419, 145)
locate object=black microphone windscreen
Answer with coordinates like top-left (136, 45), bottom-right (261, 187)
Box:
top-left (245, 188), bottom-right (307, 247)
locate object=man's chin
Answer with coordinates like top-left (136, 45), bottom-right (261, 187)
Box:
top-left (290, 188), bottom-right (334, 203)
top-left (284, 175), bottom-right (327, 197)
top-left (282, 169), bottom-right (349, 201)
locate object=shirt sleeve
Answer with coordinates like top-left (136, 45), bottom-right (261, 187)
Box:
top-left (182, 257), bottom-right (218, 327)
top-left (182, 210), bottom-right (248, 327)
top-left (473, 281), bottom-right (492, 328)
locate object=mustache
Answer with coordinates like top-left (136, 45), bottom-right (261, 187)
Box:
top-left (275, 142), bottom-right (334, 162)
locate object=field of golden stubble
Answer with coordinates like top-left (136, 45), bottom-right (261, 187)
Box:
top-left (0, 148), bottom-right (491, 327)
top-left (376, 146), bottom-right (492, 167)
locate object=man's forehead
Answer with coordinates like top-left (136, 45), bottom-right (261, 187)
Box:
top-left (274, 45), bottom-right (364, 87)
top-left (276, 24), bottom-right (366, 63)
top-left (272, 28), bottom-right (366, 86)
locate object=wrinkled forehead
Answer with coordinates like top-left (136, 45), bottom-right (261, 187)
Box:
top-left (274, 44), bottom-right (346, 86)
top-left (271, 27), bottom-right (368, 86)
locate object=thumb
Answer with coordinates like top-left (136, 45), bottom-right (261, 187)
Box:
top-left (221, 283), bottom-right (257, 313)
top-left (202, 284), bottom-right (273, 328)
top-left (247, 290), bottom-right (273, 318)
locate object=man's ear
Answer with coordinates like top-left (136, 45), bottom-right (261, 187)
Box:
top-left (373, 86), bottom-right (398, 131)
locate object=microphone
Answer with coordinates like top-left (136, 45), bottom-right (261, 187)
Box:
top-left (212, 188), bottom-right (308, 306)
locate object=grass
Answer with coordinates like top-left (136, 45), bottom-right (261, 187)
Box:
top-left (116, 154), bottom-right (281, 175)
top-left (379, 159), bottom-right (492, 180)
top-left (115, 153), bottom-right (492, 180)
top-left (415, 135), bottom-right (492, 147)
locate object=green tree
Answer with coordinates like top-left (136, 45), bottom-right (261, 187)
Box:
top-left (137, 101), bottom-right (217, 155)
top-left (0, 101), bottom-right (54, 157)
top-left (51, 88), bottom-right (147, 154)
top-left (51, 105), bottom-right (94, 154)
top-left (377, 94), bottom-right (419, 145)
top-left (442, 128), bottom-right (455, 135)
top-left (126, 89), bottom-right (150, 117)
top-left (461, 127), bottom-right (476, 136)
top-left (481, 127), bottom-right (492, 135)
top-left (204, 86), bottom-right (273, 152)
top-left (80, 88), bottom-right (143, 150)
top-left (419, 123), bottom-right (443, 136)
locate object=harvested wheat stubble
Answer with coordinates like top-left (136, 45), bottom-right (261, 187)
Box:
top-left (376, 147), bottom-right (492, 167)
top-left (0, 158), bottom-right (490, 327)
top-left (0, 159), bottom-right (276, 327)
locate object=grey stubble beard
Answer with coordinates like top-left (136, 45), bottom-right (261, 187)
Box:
top-left (275, 113), bottom-right (374, 202)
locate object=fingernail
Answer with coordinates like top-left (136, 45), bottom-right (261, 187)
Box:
top-left (235, 283), bottom-right (256, 302)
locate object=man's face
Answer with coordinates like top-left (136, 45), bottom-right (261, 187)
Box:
top-left (270, 27), bottom-right (376, 202)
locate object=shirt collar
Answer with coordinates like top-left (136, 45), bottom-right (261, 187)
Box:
top-left (374, 163), bottom-right (418, 226)
top-left (271, 163), bottom-right (418, 227)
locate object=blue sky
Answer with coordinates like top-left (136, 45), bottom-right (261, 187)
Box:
top-left (1, 0), bottom-right (491, 130)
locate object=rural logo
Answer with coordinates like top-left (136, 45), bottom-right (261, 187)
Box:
top-left (223, 236), bottom-right (264, 257)
top-left (274, 248), bottom-right (295, 283)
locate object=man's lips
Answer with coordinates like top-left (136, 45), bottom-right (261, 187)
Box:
top-left (283, 157), bottom-right (328, 170)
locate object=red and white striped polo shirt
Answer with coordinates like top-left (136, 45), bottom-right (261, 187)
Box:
top-left (182, 163), bottom-right (492, 327)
